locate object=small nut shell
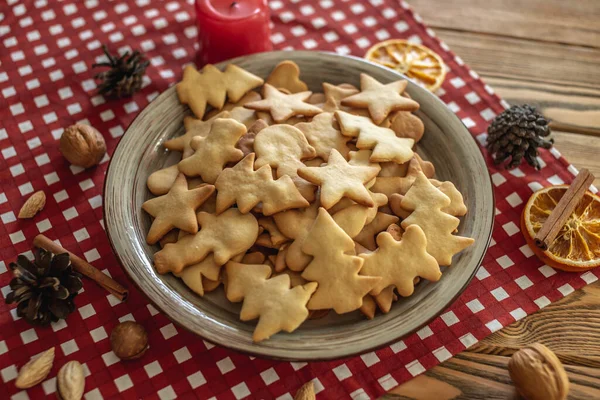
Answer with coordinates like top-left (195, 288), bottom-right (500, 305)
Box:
top-left (59, 123), bottom-right (106, 168)
top-left (18, 190), bottom-right (46, 219)
top-left (57, 360), bottom-right (85, 400)
top-left (508, 343), bottom-right (569, 400)
top-left (15, 347), bottom-right (55, 389)
top-left (294, 381), bottom-right (315, 400)
top-left (110, 321), bottom-right (149, 360)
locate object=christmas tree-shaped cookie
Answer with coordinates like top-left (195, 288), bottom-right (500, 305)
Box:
top-left (225, 261), bottom-right (317, 342)
top-left (176, 64), bottom-right (263, 119)
top-left (400, 172), bottom-right (474, 265)
top-left (301, 208), bottom-right (380, 314)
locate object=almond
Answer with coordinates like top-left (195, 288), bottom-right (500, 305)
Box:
top-left (294, 381), bottom-right (315, 400)
top-left (15, 347), bottom-right (55, 389)
top-left (18, 190), bottom-right (46, 219)
top-left (57, 360), bottom-right (85, 400)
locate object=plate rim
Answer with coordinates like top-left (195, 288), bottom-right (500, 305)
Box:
top-left (104, 50), bottom-right (495, 361)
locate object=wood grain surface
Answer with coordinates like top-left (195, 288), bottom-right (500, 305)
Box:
top-left (385, 1), bottom-right (600, 398)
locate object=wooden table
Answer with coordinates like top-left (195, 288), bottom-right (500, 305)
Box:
top-left (386, 1), bottom-right (600, 398)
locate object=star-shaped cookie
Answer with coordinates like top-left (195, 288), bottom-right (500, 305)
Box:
top-left (301, 208), bottom-right (380, 314)
top-left (154, 208), bottom-right (259, 274)
top-left (360, 226), bottom-right (441, 296)
top-left (341, 73), bottom-right (419, 124)
top-left (178, 118), bottom-right (246, 183)
top-left (142, 174), bottom-right (215, 245)
top-left (214, 153), bottom-right (309, 215)
top-left (244, 84), bottom-right (323, 123)
top-left (225, 261), bottom-right (317, 342)
top-left (298, 149), bottom-right (380, 209)
top-left (296, 112), bottom-right (351, 161)
top-left (335, 110), bottom-right (414, 164)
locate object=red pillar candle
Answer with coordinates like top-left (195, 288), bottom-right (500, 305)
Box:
top-left (195, 0), bottom-right (273, 65)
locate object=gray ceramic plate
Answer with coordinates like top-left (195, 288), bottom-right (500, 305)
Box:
top-left (104, 51), bottom-right (494, 361)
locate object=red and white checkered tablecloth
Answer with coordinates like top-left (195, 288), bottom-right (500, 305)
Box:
top-left (0, 0), bottom-right (598, 399)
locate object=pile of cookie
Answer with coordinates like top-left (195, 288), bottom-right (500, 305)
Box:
top-left (142, 60), bottom-right (474, 342)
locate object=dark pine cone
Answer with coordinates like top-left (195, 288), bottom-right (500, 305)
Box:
top-left (5, 248), bottom-right (83, 326)
top-left (92, 45), bottom-right (149, 98)
top-left (486, 104), bottom-right (554, 170)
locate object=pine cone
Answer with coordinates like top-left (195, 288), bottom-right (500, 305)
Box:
top-left (5, 248), bottom-right (83, 326)
top-left (486, 104), bottom-right (553, 170)
top-left (92, 45), bottom-right (149, 98)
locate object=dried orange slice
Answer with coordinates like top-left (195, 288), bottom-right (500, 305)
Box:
top-left (521, 185), bottom-right (600, 271)
top-left (365, 39), bottom-right (447, 92)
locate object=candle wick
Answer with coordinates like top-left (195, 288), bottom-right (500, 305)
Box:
top-left (230, 1), bottom-right (238, 8)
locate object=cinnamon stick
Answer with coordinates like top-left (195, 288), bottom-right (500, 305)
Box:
top-left (33, 234), bottom-right (128, 301)
top-left (534, 169), bottom-right (595, 250)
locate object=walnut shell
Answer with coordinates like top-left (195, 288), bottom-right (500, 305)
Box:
top-left (110, 321), bottom-right (149, 360)
top-left (59, 123), bottom-right (106, 168)
top-left (508, 343), bottom-right (569, 400)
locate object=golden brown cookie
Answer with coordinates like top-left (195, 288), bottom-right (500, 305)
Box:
top-left (254, 124), bottom-right (317, 201)
top-left (178, 118), bottom-right (246, 183)
top-left (258, 217), bottom-right (289, 247)
top-left (142, 174), bottom-right (215, 244)
top-left (353, 212), bottom-right (399, 251)
top-left (244, 84), bottom-right (323, 123)
top-left (147, 164), bottom-right (181, 196)
top-left (400, 172), bottom-right (474, 265)
top-left (154, 208), bottom-right (259, 274)
top-left (272, 201), bottom-right (320, 272)
top-left (164, 111), bottom-right (230, 158)
top-left (176, 64), bottom-right (263, 119)
top-left (335, 110), bottom-right (414, 164)
top-left (298, 149), bottom-right (380, 209)
top-left (360, 226), bottom-right (441, 296)
top-left (265, 60), bottom-right (308, 94)
top-left (215, 153), bottom-right (309, 215)
top-left (301, 208), bottom-right (381, 313)
top-left (174, 253), bottom-right (240, 296)
top-left (389, 111), bottom-right (425, 143)
top-left (296, 112), bottom-right (351, 161)
top-left (341, 73), bottom-right (419, 124)
top-left (205, 91), bottom-right (261, 128)
top-left (237, 119), bottom-right (269, 157)
top-left (370, 154), bottom-right (435, 198)
top-left (225, 262), bottom-right (317, 342)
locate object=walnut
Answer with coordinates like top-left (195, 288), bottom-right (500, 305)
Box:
top-left (508, 343), bottom-right (569, 400)
top-left (110, 321), bottom-right (148, 360)
top-left (59, 123), bottom-right (106, 168)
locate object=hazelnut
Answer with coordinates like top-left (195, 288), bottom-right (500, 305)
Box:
top-left (508, 343), bottom-right (569, 400)
top-left (59, 123), bottom-right (106, 168)
top-left (110, 321), bottom-right (148, 360)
